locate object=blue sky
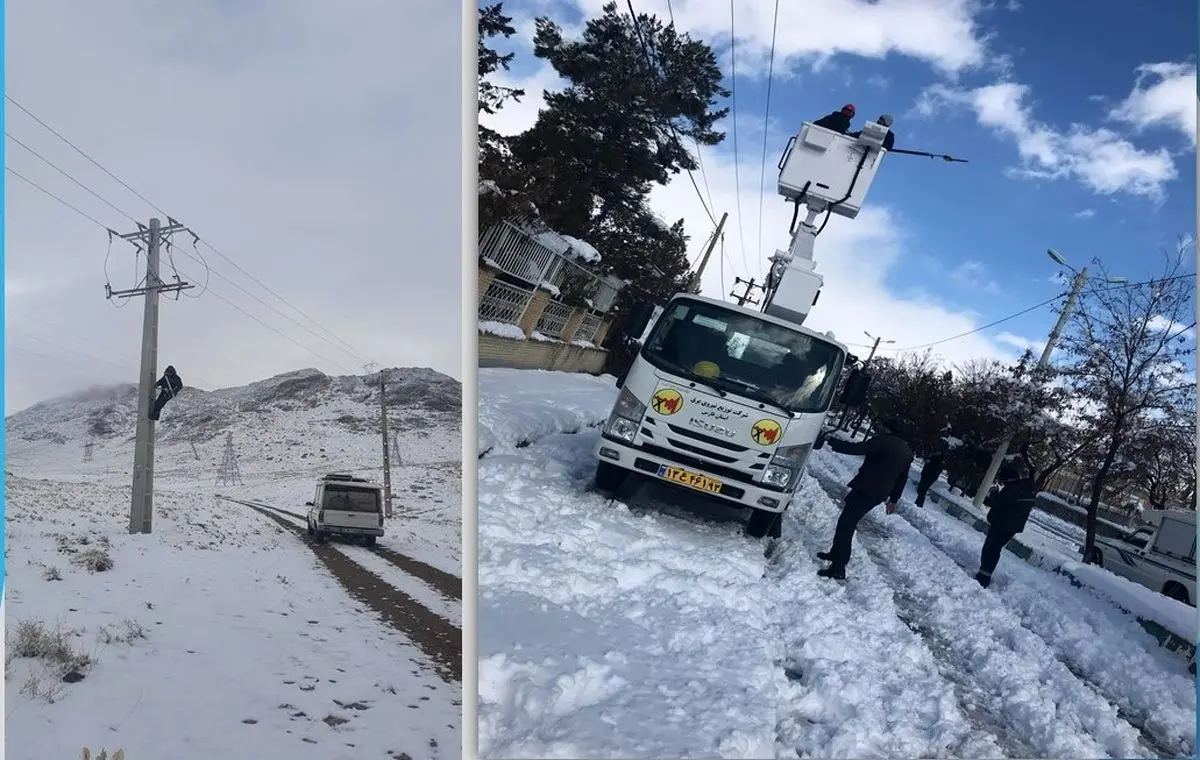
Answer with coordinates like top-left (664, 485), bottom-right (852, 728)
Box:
top-left (483, 0), bottom-right (1197, 366)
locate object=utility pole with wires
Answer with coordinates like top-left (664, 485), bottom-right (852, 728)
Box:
top-left (364, 363), bottom-right (394, 518)
top-left (111, 217), bottom-right (195, 535)
top-left (730, 276), bottom-right (764, 307)
top-left (216, 431), bottom-right (243, 486)
top-left (688, 212), bottom-right (728, 293)
top-left (843, 331), bottom-right (894, 435)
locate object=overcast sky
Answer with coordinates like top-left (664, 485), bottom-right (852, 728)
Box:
top-left (6, 0), bottom-right (463, 414)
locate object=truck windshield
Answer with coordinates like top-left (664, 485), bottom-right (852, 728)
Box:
top-left (641, 298), bottom-right (845, 414)
top-left (322, 486), bottom-right (381, 513)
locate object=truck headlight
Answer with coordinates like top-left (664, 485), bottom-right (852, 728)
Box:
top-left (604, 388), bottom-right (646, 443)
top-left (762, 443), bottom-right (813, 490)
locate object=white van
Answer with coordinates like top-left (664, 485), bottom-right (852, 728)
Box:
top-left (1086, 509), bottom-right (1196, 606)
top-left (305, 473), bottom-right (385, 547)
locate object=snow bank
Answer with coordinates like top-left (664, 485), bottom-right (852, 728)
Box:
top-left (477, 368), bottom-right (617, 456)
top-left (480, 320), bottom-right (527, 341)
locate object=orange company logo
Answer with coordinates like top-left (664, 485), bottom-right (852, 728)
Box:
top-left (750, 419), bottom-right (782, 446)
top-left (650, 388), bottom-right (684, 416)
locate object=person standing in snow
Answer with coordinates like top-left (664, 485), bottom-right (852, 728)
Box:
top-left (974, 461), bottom-right (1037, 588)
top-left (813, 104), bottom-right (856, 134)
top-left (848, 113), bottom-right (896, 150)
top-left (914, 449), bottom-right (946, 507)
top-left (149, 365), bottom-right (183, 421)
top-left (814, 417), bottom-right (914, 580)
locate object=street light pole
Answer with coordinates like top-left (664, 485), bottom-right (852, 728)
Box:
top-left (971, 255), bottom-right (1097, 508)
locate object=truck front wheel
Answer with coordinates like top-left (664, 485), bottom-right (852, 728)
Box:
top-left (746, 509), bottom-right (783, 539)
top-left (594, 461), bottom-right (628, 496)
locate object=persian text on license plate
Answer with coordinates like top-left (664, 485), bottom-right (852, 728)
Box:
top-left (656, 464), bottom-right (723, 494)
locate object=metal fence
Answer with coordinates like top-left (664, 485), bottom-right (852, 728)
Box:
top-left (479, 279), bottom-right (534, 325)
top-left (535, 300), bottom-right (575, 338)
top-left (480, 220), bottom-right (618, 309)
top-left (574, 311), bottom-right (605, 344)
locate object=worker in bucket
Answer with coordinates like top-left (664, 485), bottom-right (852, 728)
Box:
top-left (813, 103), bottom-right (855, 134)
top-left (812, 417), bottom-right (914, 580)
top-left (848, 113), bottom-right (896, 150)
top-left (149, 365), bottom-right (183, 421)
top-left (974, 460), bottom-right (1036, 588)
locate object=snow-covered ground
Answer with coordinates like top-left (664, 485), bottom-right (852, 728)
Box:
top-left (476, 368), bottom-right (1196, 759)
top-left (5, 368), bottom-right (462, 760)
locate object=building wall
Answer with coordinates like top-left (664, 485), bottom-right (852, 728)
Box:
top-left (479, 334), bottom-right (609, 374)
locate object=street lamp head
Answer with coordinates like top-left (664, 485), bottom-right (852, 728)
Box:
top-left (884, 339), bottom-right (896, 344)
top-left (1105, 276), bottom-right (1128, 284)
top-left (1046, 248), bottom-right (1069, 267)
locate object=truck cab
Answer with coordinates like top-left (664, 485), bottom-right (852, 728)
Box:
top-left (305, 473), bottom-right (385, 546)
top-left (594, 293), bottom-right (847, 538)
top-left (1089, 509), bottom-right (1196, 606)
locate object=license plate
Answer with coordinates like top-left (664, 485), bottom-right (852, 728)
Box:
top-left (656, 464), bottom-right (723, 494)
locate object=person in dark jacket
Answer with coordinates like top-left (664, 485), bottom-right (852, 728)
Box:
top-left (813, 104), bottom-right (856, 135)
top-left (848, 113), bottom-right (896, 150)
top-left (914, 449), bottom-right (946, 507)
top-left (975, 461), bottom-right (1036, 588)
top-left (814, 417), bottom-right (915, 579)
top-left (149, 365), bottom-right (183, 421)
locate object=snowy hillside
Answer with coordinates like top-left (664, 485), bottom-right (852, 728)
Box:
top-left (476, 368), bottom-right (1196, 760)
top-left (5, 367), bottom-right (462, 759)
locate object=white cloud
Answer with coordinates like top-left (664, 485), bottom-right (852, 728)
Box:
top-left (1073, 208), bottom-right (1096, 219)
top-left (994, 331), bottom-right (1046, 356)
top-left (916, 80), bottom-right (1178, 199)
top-left (1108, 61), bottom-right (1197, 146)
top-left (510, 0), bottom-right (993, 79)
top-left (1148, 314), bottom-right (1197, 342)
top-left (949, 260), bottom-right (1001, 295)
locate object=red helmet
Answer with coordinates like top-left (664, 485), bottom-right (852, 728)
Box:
top-left (841, 103), bottom-right (856, 115)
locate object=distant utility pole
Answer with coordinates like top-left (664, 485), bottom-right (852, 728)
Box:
top-left (843, 331), bottom-right (894, 435)
top-left (973, 265), bottom-right (1091, 508)
top-left (190, 440), bottom-right (201, 461)
top-left (364, 363), bottom-right (394, 518)
top-left (83, 442), bottom-right (94, 462)
top-left (689, 212), bottom-right (728, 293)
top-left (216, 431), bottom-right (243, 486)
top-left (109, 217), bottom-right (195, 535)
top-left (730, 276), bottom-right (764, 307)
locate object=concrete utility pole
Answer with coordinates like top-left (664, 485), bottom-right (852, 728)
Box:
top-left (364, 363), bottom-right (394, 518)
top-left (838, 331), bottom-right (893, 432)
top-left (110, 217), bottom-right (194, 535)
top-left (972, 264), bottom-right (1090, 508)
top-left (689, 212), bottom-right (728, 293)
top-left (730, 276), bottom-right (764, 307)
top-left (83, 442), bottom-right (94, 462)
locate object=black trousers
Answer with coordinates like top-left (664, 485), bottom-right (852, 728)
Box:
top-left (150, 390), bottom-right (174, 420)
top-left (979, 523), bottom-right (1019, 576)
top-left (828, 490), bottom-right (884, 566)
top-left (915, 475), bottom-right (937, 505)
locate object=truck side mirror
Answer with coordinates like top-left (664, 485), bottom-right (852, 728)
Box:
top-left (839, 368), bottom-right (872, 406)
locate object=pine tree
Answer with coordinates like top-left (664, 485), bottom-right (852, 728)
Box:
top-left (503, 2), bottom-right (728, 297)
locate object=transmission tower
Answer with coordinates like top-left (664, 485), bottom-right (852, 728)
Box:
top-left (215, 431), bottom-right (243, 486)
top-left (82, 442), bottom-right (94, 462)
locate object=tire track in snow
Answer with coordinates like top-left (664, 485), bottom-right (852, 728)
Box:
top-left (226, 499), bottom-right (462, 683)
top-left (810, 475), bottom-right (1153, 758)
top-left (896, 506), bottom-right (1194, 758)
top-left (241, 499), bottom-right (462, 602)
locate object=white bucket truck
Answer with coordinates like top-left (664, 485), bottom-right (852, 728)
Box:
top-left (594, 118), bottom-right (896, 537)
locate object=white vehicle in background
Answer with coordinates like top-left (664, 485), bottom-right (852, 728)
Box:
top-left (306, 473), bottom-right (385, 547)
top-left (1086, 509), bottom-right (1196, 606)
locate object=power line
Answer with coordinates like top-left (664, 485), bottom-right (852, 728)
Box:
top-left (625, 0), bottom-right (717, 228)
top-left (6, 167), bottom-right (111, 229)
top-left (755, 0), bottom-right (781, 282)
top-left (727, 0), bottom-right (750, 280)
top-left (845, 272), bottom-right (1199, 354)
top-left (6, 95), bottom-right (375, 365)
top-left (662, 0), bottom-right (717, 217)
top-left (6, 132), bottom-right (141, 224)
